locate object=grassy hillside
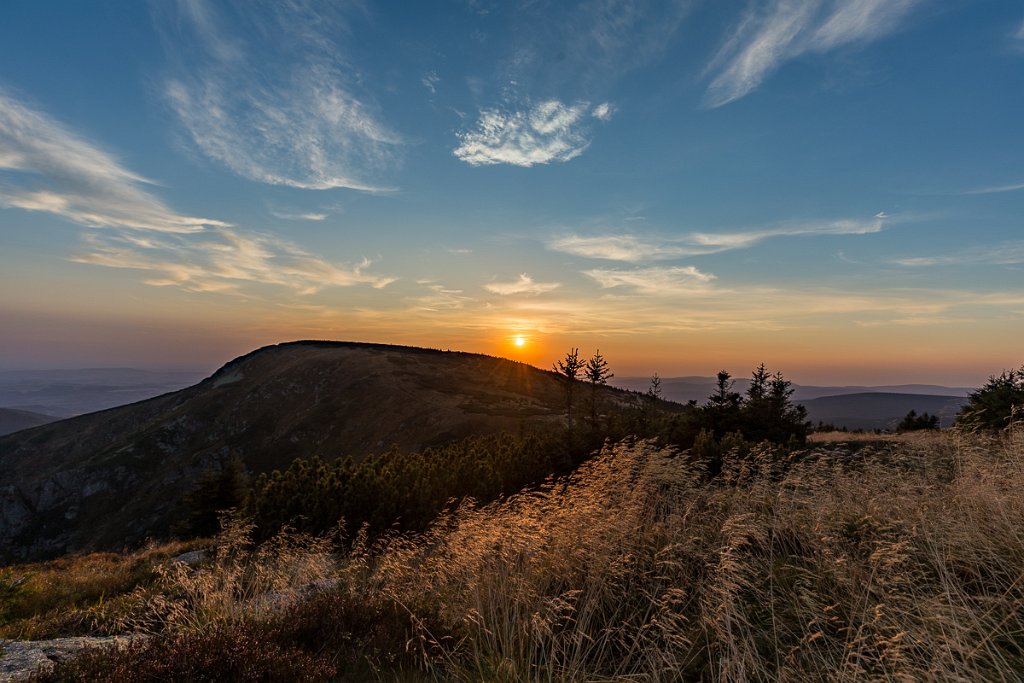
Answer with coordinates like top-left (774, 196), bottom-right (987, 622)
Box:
top-left (0, 341), bottom-right (645, 562)
top-left (8, 430), bottom-right (1023, 681)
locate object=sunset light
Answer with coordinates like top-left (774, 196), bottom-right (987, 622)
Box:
top-left (2, 5), bottom-right (1024, 681)
top-left (1, 2), bottom-right (1021, 387)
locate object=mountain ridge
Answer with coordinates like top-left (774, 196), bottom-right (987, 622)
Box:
top-left (0, 341), bottom-right (641, 562)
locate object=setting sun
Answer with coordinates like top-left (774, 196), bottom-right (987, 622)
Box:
top-left (514, 335), bottom-right (526, 347)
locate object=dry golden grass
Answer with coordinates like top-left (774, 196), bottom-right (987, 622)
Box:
top-left (808, 430), bottom-right (935, 444)
top-left (31, 428), bottom-right (1024, 681)
top-left (367, 429), bottom-right (1024, 681)
top-left (0, 539), bottom-right (204, 639)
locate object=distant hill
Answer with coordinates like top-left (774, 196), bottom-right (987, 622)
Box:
top-left (0, 407), bottom-right (58, 436)
top-left (0, 341), bottom-right (643, 562)
top-left (802, 392), bottom-right (968, 430)
top-left (613, 376), bottom-right (973, 404)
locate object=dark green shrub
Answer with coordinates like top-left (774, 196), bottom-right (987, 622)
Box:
top-left (958, 366), bottom-right (1024, 431)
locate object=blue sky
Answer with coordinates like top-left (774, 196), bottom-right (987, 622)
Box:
top-left (1, 0), bottom-right (1022, 384)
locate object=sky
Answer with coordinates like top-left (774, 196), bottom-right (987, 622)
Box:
top-left (1, 0), bottom-right (1022, 385)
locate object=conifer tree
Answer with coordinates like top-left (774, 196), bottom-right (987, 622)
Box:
top-left (584, 349), bottom-right (614, 428)
top-left (554, 348), bottom-right (585, 429)
top-left (958, 366), bottom-right (1024, 431)
top-left (647, 373), bottom-right (662, 401)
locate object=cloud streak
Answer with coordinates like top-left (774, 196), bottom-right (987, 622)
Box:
top-left (583, 265), bottom-right (716, 294)
top-left (690, 216), bottom-right (885, 248)
top-left (705, 0), bottom-right (924, 107)
top-left (454, 100), bottom-right (612, 167)
top-left (893, 241), bottom-right (1024, 267)
top-left (269, 210), bottom-right (329, 221)
top-left (548, 234), bottom-right (711, 261)
top-left (0, 88), bottom-right (226, 233)
top-left (962, 180), bottom-right (1024, 195)
top-left (484, 273), bottom-right (561, 295)
top-left (549, 214), bottom-right (888, 262)
top-left (160, 0), bottom-right (399, 192)
top-left (73, 228), bottom-right (395, 295)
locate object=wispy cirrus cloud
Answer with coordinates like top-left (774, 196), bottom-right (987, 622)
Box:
top-left (0, 86), bottom-right (394, 295)
top-left (453, 99), bottom-right (613, 167)
top-left (893, 241), bottom-right (1024, 267)
top-left (691, 215), bottom-right (886, 248)
top-left (705, 0), bottom-right (925, 107)
top-left (583, 265), bottom-right (716, 294)
top-left (73, 228), bottom-right (395, 295)
top-left (550, 214), bottom-right (888, 262)
top-left (962, 180), bottom-right (1024, 195)
top-left (409, 280), bottom-right (475, 311)
top-left (484, 273), bottom-right (561, 295)
top-left (269, 210), bottom-right (329, 222)
top-left (159, 0), bottom-right (399, 192)
top-left (0, 88), bottom-right (226, 233)
top-left (548, 234), bottom-right (710, 261)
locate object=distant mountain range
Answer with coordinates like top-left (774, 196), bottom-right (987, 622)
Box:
top-left (0, 407), bottom-right (58, 437)
top-left (800, 393), bottom-right (967, 430)
top-left (0, 367), bottom-right (209, 418)
top-left (613, 375), bottom-right (973, 402)
top-left (0, 341), bottom-right (643, 562)
top-left (613, 376), bottom-right (974, 430)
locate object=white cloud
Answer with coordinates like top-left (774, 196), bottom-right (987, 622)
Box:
top-left (0, 88), bottom-right (227, 233)
top-left (160, 1), bottom-right (399, 191)
top-left (548, 234), bottom-right (710, 261)
top-left (550, 215), bottom-right (888, 262)
top-left (690, 216), bottom-right (885, 248)
top-left (422, 71), bottom-right (440, 94)
top-left (0, 87), bottom-right (394, 295)
top-left (270, 210), bottom-right (329, 221)
top-left (454, 99), bottom-right (609, 167)
top-left (72, 228), bottom-right (395, 295)
top-left (1016, 19), bottom-right (1024, 40)
top-left (583, 265), bottom-right (716, 295)
top-left (591, 102), bottom-right (614, 121)
top-left (484, 273), bottom-right (561, 295)
top-left (893, 241), bottom-right (1024, 267)
top-left (705, 0), bottom-right (924, 107)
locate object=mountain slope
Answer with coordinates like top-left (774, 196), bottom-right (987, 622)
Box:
top-left (0, 341), bottom-right (638, 562)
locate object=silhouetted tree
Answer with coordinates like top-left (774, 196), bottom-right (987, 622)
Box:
top-left (584, 349), bottom-right (613, 429)
top-left (647, 373), bottom-right (662, 401)
top-left (898, 409), bottom-right (939, 431)
top-left (703, 370), bottom-right (743, 438)
top-left (554, 348), bottom-right (585, 429)
top-left (748, 363), bottom-right (770, 402)
top-left (764, 370), bottom-right (809, 444)
top-left (957, 366), bottom-right (1024, 431)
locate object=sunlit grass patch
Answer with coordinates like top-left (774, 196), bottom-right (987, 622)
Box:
top-left (30, 430), bottom-right (1024, 681)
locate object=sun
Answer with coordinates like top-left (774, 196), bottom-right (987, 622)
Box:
top-left (513, 335), bottom-right (526, 347)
